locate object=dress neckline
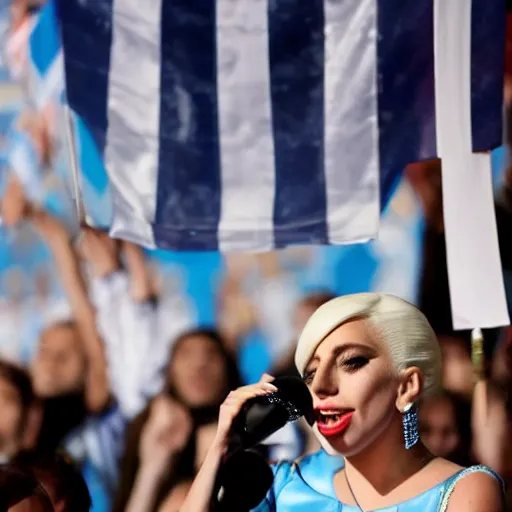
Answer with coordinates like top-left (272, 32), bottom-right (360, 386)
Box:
top-left (296, 450), bottom-right (467, 511)
top-left (337, 476), bottom-right (450, 511)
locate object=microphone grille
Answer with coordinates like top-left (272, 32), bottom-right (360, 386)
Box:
top-left (273, 376), bottom-right (315, 425)
top-left (266, 393), bottom-right (302, 422)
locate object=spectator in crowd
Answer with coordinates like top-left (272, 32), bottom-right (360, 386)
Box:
top-left (0, 360), bottom-right (35, 463)
top-left (488, 327), bottom-right (512, 508)
top-left (437, 332), bottom-right (474, 400)
top-left (29, 212), bottom-right (109, 418)
top-left (492, 326), bottom-right (512, 391)
top-left (115, 328), bottom-right (241, 512)
top-left (0, 211), bottom-right (110, 471)
top-left (419, 391), bottom-right (472, 466)
top-left (0, 194), bottom-right (113, 508)
top-left (0, 465), bottom-right (54, 512)
top-left (13, 452), bottom-right (91, 512)
top-left (30, 321), bottom-right (90, 454)
top-left (31, 221), bottom-right (157, 508)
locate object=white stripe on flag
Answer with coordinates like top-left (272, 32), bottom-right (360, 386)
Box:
top-left (35, 50), bottom-right (64, 110)
top-left (106, 0), bottom-right (162, 248)
top-left (323, 0), bottom-right (380, 244)
top-left (216, 0), bottom-right (276, 252)
top-left (5, 17), bottom-right (37, 82)
top-left (434, 0), bottom-right (509, 329)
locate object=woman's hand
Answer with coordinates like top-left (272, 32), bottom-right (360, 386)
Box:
top-left (76, 226), bottom-right (120, 278)
top-left (139, 396), bottom-right (193, 472)
top-left (180, 374), bottom-right (278, 512)
top-left (127, 398), bottom-right (192, 512)
top-left (471, 381), bottom-right (509, 473)
top-left (213, 374), bottom-right (277, 453)
top-left (1, 175), bottom-right (29, 226)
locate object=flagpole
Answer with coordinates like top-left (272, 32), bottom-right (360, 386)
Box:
top-left (63, 104), bottom-right (86, 224)
top-left (471, 327), bottom-right (489, 417)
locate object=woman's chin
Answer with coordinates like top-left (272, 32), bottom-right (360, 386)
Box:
top-left (317, 431), bottom-right (351, 455)
top-left (323, 432), bottom-right (367, 458)
top-left (327, 439), bottom-right (354, 456)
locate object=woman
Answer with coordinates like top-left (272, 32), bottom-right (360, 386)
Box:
top-left (181, 293), bottom-right (505, 511)
top-left (115, 328), bottom-right (241, 512)
top-left (13, 452), bottom-right (92, 512)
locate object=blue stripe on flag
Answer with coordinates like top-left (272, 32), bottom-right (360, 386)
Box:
top-left (268, 0), bottom-right (328, 248)
top-left (153, 1), bottom-right (222, 250)
top-left (74, 113), bottom-right (113, 229)
top-left (470, 0), bottom-right (506, 151)
top-left (57, 0), bottom-right (113, 154)
top-left (30, 1), bottom-right (60, 75)
top-left (377, 0), bottom-right (436, 207)
top-left (75, 116), bottom-right (109, 195)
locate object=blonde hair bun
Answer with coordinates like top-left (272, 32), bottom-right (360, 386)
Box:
top-left (295, 293), bottom-right (442, 398)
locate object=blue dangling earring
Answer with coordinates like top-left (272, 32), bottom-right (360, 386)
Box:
top-left (402, 403), bottom-right (419, 449)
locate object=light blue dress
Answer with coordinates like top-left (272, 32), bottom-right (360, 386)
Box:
top-left (252, 450), bottom-right (504, 511)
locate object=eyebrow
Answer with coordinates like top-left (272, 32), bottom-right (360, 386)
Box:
top-left (304, 342), bottom-right (377, 373)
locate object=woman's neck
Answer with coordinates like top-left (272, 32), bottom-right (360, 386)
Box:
top-left (342, 423), bottom-right (433, 495)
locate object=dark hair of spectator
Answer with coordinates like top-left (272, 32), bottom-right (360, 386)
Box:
top-left (437, 330), bottom-right (472, 357)
top-left (0, 360), bottom-right (34, 409)
top-left (445, 391), bottom-right (473, 466)
top-left (299, 291), bottom-right (337, 312)
top-left (0, 465), bottom-right (54, 511)
top-left (0, 360), bottom-right (34, 426)
top-left (420, 391), bottom-right (473, 467)
top-left (13, 452), bottom-right (91, 512)
top-left (166, 327), bottom-right (242, 395)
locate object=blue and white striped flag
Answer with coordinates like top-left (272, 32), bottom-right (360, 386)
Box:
top-left (51, 0), bottom-right (506, 252)
top-left (27, 0), bottom-right (63, 109)
top-left (5, 126), bottom-right (44, 202)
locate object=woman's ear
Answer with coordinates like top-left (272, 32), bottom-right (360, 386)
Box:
top-left (395, 367), bottom-right (423, 412)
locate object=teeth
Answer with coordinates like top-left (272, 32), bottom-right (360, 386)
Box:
top-left (319, 411), bottom-right (341, 424)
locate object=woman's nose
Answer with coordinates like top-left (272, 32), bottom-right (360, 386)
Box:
top-left (310, 366), bottom-right (338, 398)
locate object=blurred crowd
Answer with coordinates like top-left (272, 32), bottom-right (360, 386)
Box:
top-left (0, 1), bottom-right (511, 511)
top-left (0, 140), bottom-right (510, 510)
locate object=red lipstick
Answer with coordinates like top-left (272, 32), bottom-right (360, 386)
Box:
top-left (316, 411), bottom-right (354, 437)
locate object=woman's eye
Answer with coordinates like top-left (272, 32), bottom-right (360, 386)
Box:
top-left (303, 371), bottom-right (315, 384)
top-left (342, 356), bottom-right (368, 372)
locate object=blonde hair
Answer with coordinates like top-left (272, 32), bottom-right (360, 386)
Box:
top-left (295, 293), bottom-right (442, 398)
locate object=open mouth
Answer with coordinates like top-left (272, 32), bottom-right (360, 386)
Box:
top-left (316, 409), bottom-right (354, 436)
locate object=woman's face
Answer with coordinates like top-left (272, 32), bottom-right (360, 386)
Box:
top-left (31, 324), bottom-right (86, 398)
top-left (419, 396), bottom-right (460, 458)
top-left (169, 335), bottom-right (229, 408)
top-left (303, 319), bottom-right (401, 456)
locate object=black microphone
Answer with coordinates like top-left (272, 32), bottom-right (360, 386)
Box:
top-left (214, 449), bottom-right (274, 511)
top-left (214, 377), bottom-right (314, 511)
top-left (229, 376), bottom-right (315, 451)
